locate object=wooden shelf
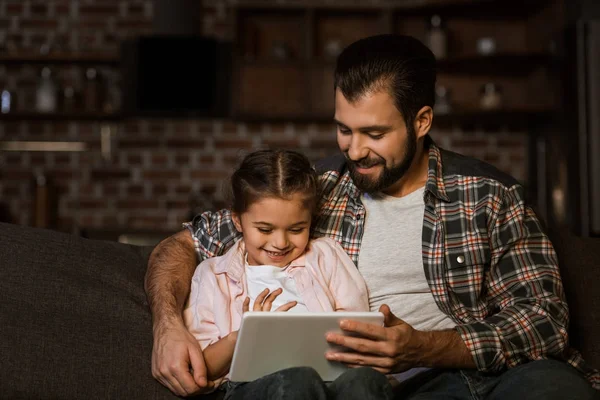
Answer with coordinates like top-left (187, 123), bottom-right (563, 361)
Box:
top-left (235, 0), bottom-right (548, 17)
top-left (436, 53), bottom-right (556, 76)
top-left (0, 51), bottom-right (120, 65)
top-left (0, 111), bottom-right (122, 121)
top-left (434, 109), bottom-right (553, 128)
top-left (232, 0), bottom-right (559, 122)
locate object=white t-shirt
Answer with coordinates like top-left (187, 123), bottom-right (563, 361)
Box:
top-left (358, 187), bottom-right (455, 331)
top-left (245, 260), bottom-right (309, 313)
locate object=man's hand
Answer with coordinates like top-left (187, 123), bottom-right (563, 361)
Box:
top-left (152, 318), bottom-right (215, 396)
top-left (325, 304), bottom-right (475, 373)
top-left (324, 304), bottom-right (420, 373)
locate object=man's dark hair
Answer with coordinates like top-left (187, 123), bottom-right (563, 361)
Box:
top-left (334, 34), bottom-right (437, 129)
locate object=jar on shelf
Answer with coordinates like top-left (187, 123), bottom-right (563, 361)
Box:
top-left (35, 67), bottom-right (58, 113)
top-left (480, 83), bottom-right (503, 110)
top-left (427, 15), bottom-right (448, 59)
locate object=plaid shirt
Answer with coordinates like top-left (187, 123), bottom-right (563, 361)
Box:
top-left (184, 137), bottom-right (599, 389)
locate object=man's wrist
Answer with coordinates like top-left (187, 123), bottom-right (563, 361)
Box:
top-left (412, 329), bottom-right (475, 369)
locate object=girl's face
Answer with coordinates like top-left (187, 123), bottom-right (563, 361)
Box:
top-left (232, 193), bottom-right (312, 267)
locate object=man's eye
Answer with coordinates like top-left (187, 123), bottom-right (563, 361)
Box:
top-left (369, 133), bottom-right (385, 140)
top-left (338, 127), bottom-right (351, 135)
top-left (258, 228), bottom-right (272, 234)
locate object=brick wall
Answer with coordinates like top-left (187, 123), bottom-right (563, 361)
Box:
top-left (0, 0), bottom-right (529, 233)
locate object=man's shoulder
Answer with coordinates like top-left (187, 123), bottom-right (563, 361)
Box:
top-left (439, 148), bottom-right (520, 190)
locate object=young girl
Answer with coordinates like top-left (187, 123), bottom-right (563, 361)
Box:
top-left (183, 149), bottom-right (393, 400)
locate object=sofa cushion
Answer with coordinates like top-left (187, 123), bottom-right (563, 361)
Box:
top-left (0, 222), bottom-right (181, 399)
top-left (550, 229), bottom-right (600, 370)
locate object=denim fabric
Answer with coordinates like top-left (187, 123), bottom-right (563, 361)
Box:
top-left (394, 360), bottom-right (598, 400)
top-left (224, 366), bottom-right (393, 400)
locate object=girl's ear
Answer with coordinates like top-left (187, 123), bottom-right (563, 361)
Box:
top-left (232, 212), bottom-right (243, 233)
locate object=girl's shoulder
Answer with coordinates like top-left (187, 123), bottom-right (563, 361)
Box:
top-left (305, 236), bottom-right (345, 257)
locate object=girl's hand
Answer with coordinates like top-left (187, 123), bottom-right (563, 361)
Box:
top-left (243, 288), bottom-right (297, 312)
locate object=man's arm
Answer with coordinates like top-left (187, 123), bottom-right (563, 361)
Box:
top-left (145, 209), bottom-right (240, 396)
top-left (145, 229), bottom-right (212, 396)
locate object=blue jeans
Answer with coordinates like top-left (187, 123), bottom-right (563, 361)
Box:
top-left (394, 359), bottom-right (598, 400)
top-left (224, 366), bottom-right (393, 400)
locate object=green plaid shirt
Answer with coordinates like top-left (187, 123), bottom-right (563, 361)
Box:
top-left (184, 137), bottom-right (599, 389)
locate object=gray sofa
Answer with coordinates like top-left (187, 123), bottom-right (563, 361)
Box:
top-left (0, 221), bottom-right (598, 399)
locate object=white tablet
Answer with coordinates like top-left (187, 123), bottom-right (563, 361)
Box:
top-left (229, 311), bottom-right (384, 382)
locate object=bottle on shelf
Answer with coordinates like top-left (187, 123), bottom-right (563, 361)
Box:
top-left (83, 67), bottom-right (103, 112)
top-left (1, 78), bottom-right (17, 114)
top-left (35, 67), bottom-right (58, 113)
top-left (480, 83), bottom-right (503, 110)
top-left (427, 14), bottom-right (448, 60)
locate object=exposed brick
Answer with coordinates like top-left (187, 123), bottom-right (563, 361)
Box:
top-left (190, 170), bottom-right (229, 180)
top-left (308, 138), bottom-right (338, 150)
top-left (54, 154), bottom-right (71, 165)
top-left (142, 170), bottom-right (181, 181)
top-left (497, 138), bottom-right (525, 147)
top-left (6, 4), bottom-right (23, 15)
top-left (71, 198), bottom-right (107, 209)
top-left (4, 154), bottom-right (25, 166)
top-left (122, 122), bottom-right (140, 134)
top-left (117, 199), bottom-right (161, 209)
top-left (166, 139), bottom-right (207, 149)
top-left (166, 200), bottom-right (189, 209)
top-left (4, 168), bottom-right (32, 180)
top-left (174, 184), bottom-right (192, 195)
top-left (127, 184), bottom-right (144, 195)
top-left (103, 183), bottom-right (121, 196)
top-left (119, 138), bottom-right (161, 149)
top-left (80, 4), bottom-right (119, 17)
top-left (30, 3), bottom-right (48, 17)
top-left (20, 19), bottom-right (59, 29)
top-left (127, 154), bottom-right (143, 165)
top-left (262, 138), bottom-right (300, 148)
top-left (126, 215), bottom-right (169, 229)
top-left (199, 155), bottom-right (215, 164)
top-left (152, 184), bottom-right (169, 195)
top-left (450, 139), bottom-right (490, 148)
top-left (115, 18), bottom-right (152, 30)
top-left (214, 138), bottom-right (252, 149)
top-left (102, 216), bottom-right (120, 227)
top-left (150, 154), bottom-right (169, 166)
top-left (174, 153), bottom-right (189, 165)
top-left (91, 168), bottom-right (131, 180)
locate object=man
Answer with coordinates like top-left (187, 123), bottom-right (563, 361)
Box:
top-left (145, 35), bottom-right (599, 398)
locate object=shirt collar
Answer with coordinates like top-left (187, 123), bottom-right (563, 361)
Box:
top-left (341, 135), bottom-right (450, 203)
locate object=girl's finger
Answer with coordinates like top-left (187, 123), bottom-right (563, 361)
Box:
top-left (242, 297), bottom-right (250, 313)
top-left (262, 288), bottom-right (283, 311)
top-left (275, 301), bottom-right (297, 312)
top-left (253, 289), bottom-right (270, 311)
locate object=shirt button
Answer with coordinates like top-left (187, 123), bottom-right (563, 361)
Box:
top-left (457, 255), bottom-right (465, 264)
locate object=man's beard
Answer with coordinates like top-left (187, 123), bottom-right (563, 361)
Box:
top-left (345, 128), bottom-right (417, 194)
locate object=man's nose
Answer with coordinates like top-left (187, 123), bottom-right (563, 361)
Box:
top-left (347, 133), bottom-right (368, 161)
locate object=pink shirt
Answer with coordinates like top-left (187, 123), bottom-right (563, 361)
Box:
top-left (184, 237), bottom-right (369, 350)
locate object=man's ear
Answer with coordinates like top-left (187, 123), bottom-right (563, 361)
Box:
top-left (413, 106), bottom-right (433, 139)
top-left (232, 212), bottom-right (243, 233)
